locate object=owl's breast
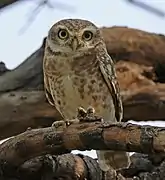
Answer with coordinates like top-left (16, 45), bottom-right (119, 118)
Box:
top-left (52, 64), bottom-right (114, 120)
top-left (46, 54), bottom-right (115, 120)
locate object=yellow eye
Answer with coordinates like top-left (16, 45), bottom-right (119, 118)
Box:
top-left (83, 31), bottom-right (93, 41)
top-left (58, 29), bottom-right (68, 39)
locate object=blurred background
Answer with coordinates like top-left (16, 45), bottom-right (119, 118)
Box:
top-left (0, 0), bottom-right (165, 69)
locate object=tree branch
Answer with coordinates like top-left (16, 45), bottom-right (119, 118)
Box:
top-left (1, 120), bottom-right (165, 179)
top-left (19, 154), bottom-right (106, 180)
top-left (0, 120), bottom-right (164, 167)
top-left (1, 153), bottom-right (128, 180)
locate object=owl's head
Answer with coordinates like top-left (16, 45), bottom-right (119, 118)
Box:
top-left (47, 19), bottom-right (103, 55)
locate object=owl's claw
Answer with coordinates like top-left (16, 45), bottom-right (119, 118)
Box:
top-left (52, 120), bottom-right (67, 131)
top-left (87, 106), bottom-right (95, 115)
top-left (52, 119), bottom-right (79, 131)
top-left (77, 107), bottom-right (87, 118)
top-left (77, 106), bottom-right (102, 123)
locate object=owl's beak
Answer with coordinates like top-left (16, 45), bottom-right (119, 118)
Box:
top-left (72, 38), bottom-right (78, 51)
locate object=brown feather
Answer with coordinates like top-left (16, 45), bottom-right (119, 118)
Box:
top-left (99, 54), bottom-right (123, 122)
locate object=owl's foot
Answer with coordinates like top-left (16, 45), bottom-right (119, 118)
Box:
top-left (52, 120), bottom-right (67, 131)
top-left (52, 119), bottom-right (79, 131)
top-left (87, 106), bottom-right (95, 116)
top-left (77, 107), bottom-right (87, 119)
top-left (77, 106), bottom-right (102, 123)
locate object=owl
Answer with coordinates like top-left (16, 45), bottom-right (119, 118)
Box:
top-left (43, 18), bottom-right (130, 171)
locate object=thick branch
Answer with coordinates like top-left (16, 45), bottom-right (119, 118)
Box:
top-left (0, 120), bottom-right (165, 167)
top-left (19, 154), bottom-right (106, 180)
top-left (1, 153), bottom-right (127, 180)
top-left (3, 153), bottom-right (165, 179)
top-left (19, 153), bottom-right (165, 180)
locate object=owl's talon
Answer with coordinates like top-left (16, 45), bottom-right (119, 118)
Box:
top-left (52, 119), bottom-right (79, 131)
top-left (86, 106), bottom-right (95, 115)
top-left (77, 106), bottom-right (102, 123)
top-left (52, 120), bottom-right (66, 130)
top-left (77, 107), bottom-right (87, 118)
top-left (26, 127), bottom-right (32, 131)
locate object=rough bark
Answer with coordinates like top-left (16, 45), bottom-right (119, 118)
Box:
top-left (0, 120), bottom-right (165, 166)
top-left (3, 153), bottom-right (165, 180)
top-left (18, 153), bottom-right (165, 180)
top-left (1, 120), bottom-right (165, 179)
top-left (1, 154), bottom-right (127, 180)
top-left (4, 152), bottom-right (165, 180)
top-left (0, 27), bottom-right (165, 140)
top-left (19, 154), bottom-right (104, 180)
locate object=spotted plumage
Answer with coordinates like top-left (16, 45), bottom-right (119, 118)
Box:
top-left (43, 18), bottom-right (130, 171)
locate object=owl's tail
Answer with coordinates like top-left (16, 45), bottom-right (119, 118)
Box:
top-left (96, 150), bottom-right (130, 171)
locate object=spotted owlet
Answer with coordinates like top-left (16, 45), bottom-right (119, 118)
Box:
top-left (43, 18), bottom-right (130, 171)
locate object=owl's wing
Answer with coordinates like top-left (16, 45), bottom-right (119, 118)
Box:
top-left (99, 54), bottom-right (123, 122)
top-left (44, 74), bottom-right (55, 106)
top-left (44, 74), bottom-right (64, 118)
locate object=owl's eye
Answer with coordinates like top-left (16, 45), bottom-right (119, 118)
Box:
top-left (82, 31), bottom-right (93, 41)
top-left (58, 29), bottom-right (68, 39)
